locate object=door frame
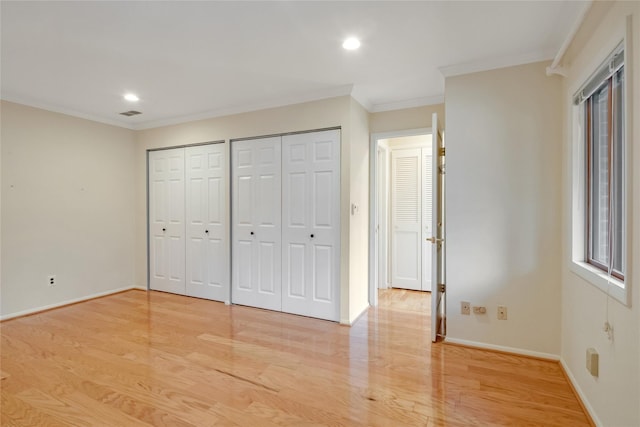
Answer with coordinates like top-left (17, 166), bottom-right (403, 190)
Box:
top-left (368, 128), bottom-right (431, 307)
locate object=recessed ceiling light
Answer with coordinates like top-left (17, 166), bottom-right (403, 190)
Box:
top-left (124, 93), bottom-right (139, 102)
top-left (342, 37), bottom-right (361, 50)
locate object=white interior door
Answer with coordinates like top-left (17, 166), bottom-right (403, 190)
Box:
top-left (421, 148), bottom-right (433, 292)
top-left (185, 144), bottom-right (228, 301)
top-left (232, 137), bottom-right (282, 311)
top-left (149, 148), bottom-right (186, 295)
top-left (282, 130), bottom-right (341, 321)
top-left (391, 148), bottom-right (422, 290)
top-left (430, 113), bottom-right (446, 342)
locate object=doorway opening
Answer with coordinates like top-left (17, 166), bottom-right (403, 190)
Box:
top-left (378, 133), bottom-right (432, 293)
top-left (369, 115), bottom-right (446, 342)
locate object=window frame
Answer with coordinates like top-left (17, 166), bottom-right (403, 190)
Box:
top-left (569, 38), bottom-right (631, 307)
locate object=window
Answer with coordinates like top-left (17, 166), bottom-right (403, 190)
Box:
top-left (572, 43), bottom-right (627, 299)
top-left (585, 66), bottom-right (625, 280)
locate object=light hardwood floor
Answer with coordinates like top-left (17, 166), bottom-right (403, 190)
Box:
top-left (1, 289), bottom-right (591, 426)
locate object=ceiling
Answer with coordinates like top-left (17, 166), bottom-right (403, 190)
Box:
top-left (1, 1), bottom-right (589, 130)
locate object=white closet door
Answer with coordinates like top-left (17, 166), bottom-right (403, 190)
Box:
top-left (421, 148), bottom-right (433, 291)
top-left (185, 144), bottom-right (228, 301)
top-left (282, 130), bottom-right (340, 321)
top-left (232, 137), bottom-right (282, 311)
top-left (391, 148), bottom-right (421, 290)
top-left (149, 148), bottom-right (186, 295)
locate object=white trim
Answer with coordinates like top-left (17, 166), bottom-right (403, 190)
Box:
top-left (0, 286), bottom-right (145, 321)
top-left (560, 358), bottom-right (603, 427)
top-left (1, 92), bottom-right (136, 130)
top-left (134, 84), bottom-right (355, 130)
top-left (570, 261), bottom-right (628, 305)
top-left (4, 86), bottom-right (444, 132)
top-left (439, 49), bottom-right (556, 78)
top-left (2, 85), bottom-right (356, 131)
top-left (547, 1), bottom-right (594, 76)
top-left (340, 303), bottom-right (369, 326)
top-left (370, 95), bottom-right (444, 113)
top-left (444, 337), bottom-right (560, 361)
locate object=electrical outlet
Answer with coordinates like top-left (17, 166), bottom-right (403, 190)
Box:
top-left (461, 301), bottom-right (470, 315)
top-left (497, 305), bottom-right (507, 320)
top-left (473, 306), bottom-right (486, 314)
top-left (47, 275), bottom-right (56, 287)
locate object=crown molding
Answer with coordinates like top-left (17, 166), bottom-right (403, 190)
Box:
top-left (438, 49), bottom-right (556, 78)
top-left (370, 94), bottom-right (444, 113)
top-left (1, 92), bottom-right (136, 130)
top-left (134, 84), bottom-right (355, 130)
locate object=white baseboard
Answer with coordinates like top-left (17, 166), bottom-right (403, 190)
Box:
top-left (444, 337), bottom-right (560, 361)
top-left (0, 286), bottom-right (144, 321)
top-left (340, 303), bottom-right (369, 326)
top-left (560, 357), bottom-right (602, 427)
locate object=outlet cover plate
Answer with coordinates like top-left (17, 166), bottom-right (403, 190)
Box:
top-left (497, 305), bottom-right (507, 320)
top-left (461, 301), bottom-right (471, 315)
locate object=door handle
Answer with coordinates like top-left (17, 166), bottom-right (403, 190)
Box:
top-left (205, 230), bottom-right (209, 234)
top-left (250, 231), bottom-right (254, 235)
top-left (310, 234), bottom-right (314, 239)
top-left (426, 237), bottom-right (444, 243)
top-left (162, 228), bottom-right (166, 232)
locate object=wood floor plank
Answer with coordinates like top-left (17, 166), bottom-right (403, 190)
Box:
top-left (1, 289), bottom-right (592, 426)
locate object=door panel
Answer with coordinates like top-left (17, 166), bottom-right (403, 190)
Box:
top-left (313, 245), bottom-right (332, 301)
top-left (391, 149), bottom-right (421, 290)
top-left (149, 148), bottom-right (186, 295)
top-left (258, 241), bottom-right (276, 294)
top-left (430, 113), bottom-right (446, 342)
top-left (185, 143), bottom-right (228, 301)
top-left (232, 137), bottom-right (282, 311)
top-left (236, 240), bottom-right (253, 290)
top-left (282, 130), bottom-right (340, 321)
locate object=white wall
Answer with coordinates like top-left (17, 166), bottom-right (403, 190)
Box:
top-left (1, 101), bottom-right (136, 317)
top-left (560, 2), bottom-right (640, 426)
top-left (134, 95), bottom-right (369, 324)
top-left (348, 97), bottom-right (370, 321)
top-left (445, 62), bottom-right (563, 356)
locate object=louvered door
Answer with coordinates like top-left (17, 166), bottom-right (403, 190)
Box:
top-left (390, 148), bottom-right (421, 290)
top-left (421, 148), bottom-right (433, 291)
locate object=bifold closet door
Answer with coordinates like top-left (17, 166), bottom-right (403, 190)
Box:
top-left (185, 144), bottom-right (228, 301)
top-left (231, 137), bottom-right (282, 311)
top-left (282, 130), bottom-right (340, 321)
top-left (149, 148), bottom-right (186, 295)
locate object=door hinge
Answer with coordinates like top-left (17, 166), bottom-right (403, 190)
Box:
top-left (439, 147), bottom-right (445, 156)
top-left (438, 284), bottom-right (446, 293)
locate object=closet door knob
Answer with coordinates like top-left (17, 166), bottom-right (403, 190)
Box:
top-left (205, 230), bottom-right (209, 234)
top-left (162, 228), bottom-right (166, 232)
top-left (250, 231), bottom-right (254, 235)
top-left (310, 234), bottom-right (314, 238)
